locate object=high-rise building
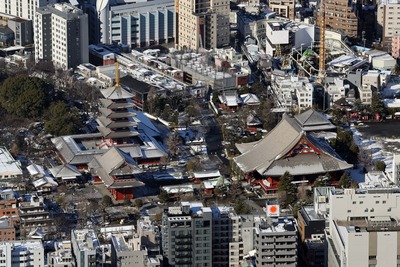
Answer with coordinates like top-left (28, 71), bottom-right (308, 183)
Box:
top-left (255, 217), bottom-right (298, 267)
top-left (34, 3), bottom-right (88, 69)
top-left (85, 0), bottom-right (175, 47)
top-left (176, 0), bottom-right (230, 50)
top-left (162, 202), bottom-right (213, 266)
top-left (326, 188), bottom-right (400, 267)
top-left (0, 0), bottom-right (57, 21)
top-left (0, 240), bottom-right (44, 267)
top-left (323, 0), bottom-right (358, 37)
top-left (162, 202), bottom-right (298, 267)
top-left (377, 0), bottom-right (400, 51)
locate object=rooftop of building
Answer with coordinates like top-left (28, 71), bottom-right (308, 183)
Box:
top-left (111, 233), bottom-right (130, 253)
top-left (110, 0), bottom-right (174, 13)
top-left (300, 206), bottom-right (325, 222)
top-left (0, 147), bottom-right (22, 176)
top-left (256, 217), bottom-right (297, 233)
top-left (336, 216), bottom-right (400, 233)
top-left (37, 3), bottom-right (85, 20)
top-left (72, 229), bottom-right (99, 251)
top-left (0, 240), bottom-right (43, 251)
top-left (331, 187), bottom-right (400, 195)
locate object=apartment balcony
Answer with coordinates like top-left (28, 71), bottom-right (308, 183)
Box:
top-left (174, 259), bottom-right (192, 264)
top-left (275, 256), bottom-right (297, 262)
top-left (276, 249), bottom-right (296, 256)
top-left (275, 243), bottom-right (296, 249)
top-left (175, 240), bottom-right (192, 245)
top-left (175, 246), bottom-right (192, 252)
top-left (275, 236), bottom-right (296, 242)
top-left (175, 234), bottom-right (192, 238)
top-left (175, 253), bottom-right (192, 258)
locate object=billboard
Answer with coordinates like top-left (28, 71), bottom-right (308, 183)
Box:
top-left (266, 204), bottom-right (280, 217)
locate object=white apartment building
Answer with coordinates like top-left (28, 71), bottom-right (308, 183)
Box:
top-left (326, 77), bottom-right (347, 105)
top-left (363, 70), bottom-right (381, 91)
top-left (71, 229), bottom-right (100, 267)
top-left (0, 240), bottom-right (44, 267)
top-left (358, 84), bottom-right (373, 105)
top-left (0, 0), bottom-right (57, 21)
top-left (327, 188), bottom-right (400, 267)
top-left (296, 83), bottom-right (313, 110)
top-left (35, 3), bottom-right (89, 69)
top-left (176, 0), bottom-right (230, 50)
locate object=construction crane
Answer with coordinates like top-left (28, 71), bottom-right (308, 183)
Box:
top-left (318, 0), bottom-right (326, 79)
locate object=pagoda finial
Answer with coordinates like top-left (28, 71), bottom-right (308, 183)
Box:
top-left (115, 61), bottom-right (120, 87)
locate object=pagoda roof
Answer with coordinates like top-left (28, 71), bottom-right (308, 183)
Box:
top-left (96, 117), bottom-right (137, 128)
top-left (294, 109), bottom-right (336, 131)
top-left (89, 146), bottom-right (142, 176)
top-left (98, 108), bottom-right (137, 119)
top-left (99, 99), bottom-right (136, 109)
top-left (90, 167), bottom-right (144, 188)
top-left (233, 115), bottom-right (351, 176)
top-left (100, 85), bottom-right (134, 100)
top-left (97, 126), bottom-right (139, 138)
top-left (49, 164), bottom-right (81, 179)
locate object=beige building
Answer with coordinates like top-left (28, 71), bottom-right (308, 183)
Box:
top-left (176, 0), bottom-right (230, 50)
top-left (362, 71), bottom-right (381, 91)
top-left (327, 188), bottom-right (400, 267)
top-left (269, 0), bottom-right (295, 20)
top-left (323, 0), bottom-right (358, 37)
top-left (377, 0), bottom-right (400, 50)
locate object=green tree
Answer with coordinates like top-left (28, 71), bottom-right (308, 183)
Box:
top-left (134, 199), bottom-right (143, 209)
top-left (374, 161), bottom-right (386, 171)
top-left (339, 173), bottom-right (352, 188)
top-left (123, 196), bottom-right (131, 206)
top-left (353, 99), bottom-right (363, 113)
top-left (186, 158), bottom-right (202, 172)
top-left (233, 199), bottom-right (250, 214)
top-left (278, 171), bottom-right (298, 208)
top-left (102, 195), bottom-right (113, 207)
top-left (0, 74), bottom-right (53, 118)
top-left (370, 92), bottom-right (386, 116)
top-left (44, 102), bottom-right (82, 136)
top-left (159, 190), bottom-right (169, 202)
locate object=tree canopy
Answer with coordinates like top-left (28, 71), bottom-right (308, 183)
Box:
top-left (44, 102), bottom-right (82, 136)
top-left (370, 92), bottom-right (386, 116)
top-left (0, 74), bottom-right (54, 118)
top-left (277, 171), bottom-right (298, 208)
top-left (339, 173), bottom-right (352, 188)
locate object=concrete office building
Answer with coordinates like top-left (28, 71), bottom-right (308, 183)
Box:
top-left (7, 17), bottom-right (33, 46)
top-left (0, 0), bottom-right (57, 21)
top-left (88, 0), bottom-right (175, 48)
top-left (0, 240), bottom-right (44, 267)
top-left (109, 0), bottom-right (175, 48)
top-left (71, 229), bottom-right (101, 267)
top-left (176, 0), bottom-right (230, 50)
top-left (162, 202), bottom-right (213, 266)
top-left (35, 3), bottom-right (88, 69)
top-left (327, 188), bottom-right (400, 267)
top-left (110, 233), bottom-right (148, 267)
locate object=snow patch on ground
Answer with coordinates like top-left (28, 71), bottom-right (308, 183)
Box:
top-left (349, 126), bottom-right (397, 183)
